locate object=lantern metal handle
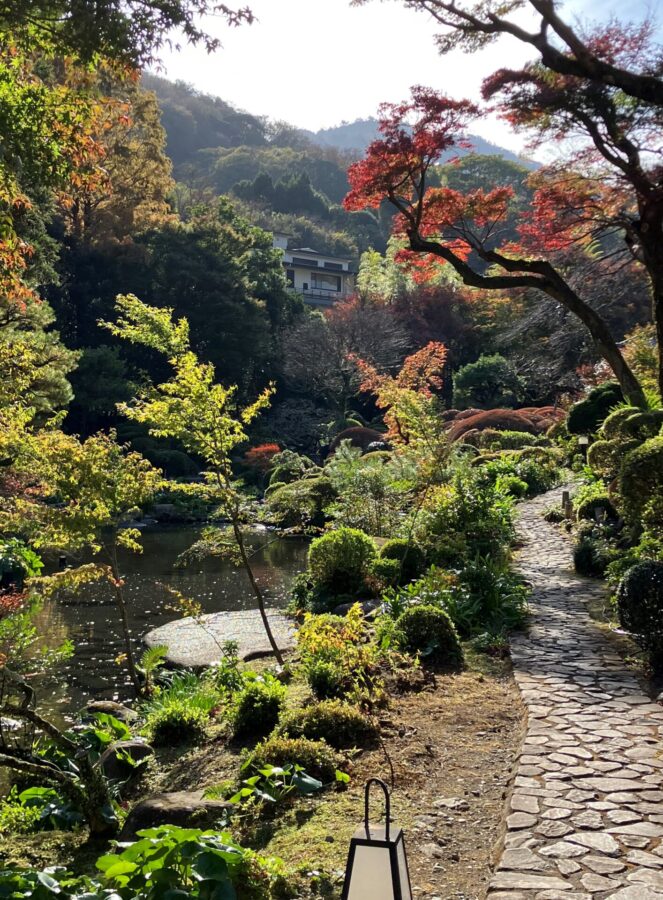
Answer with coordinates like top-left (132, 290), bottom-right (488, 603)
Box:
top-left (364, 778), bottom-right (391, 840)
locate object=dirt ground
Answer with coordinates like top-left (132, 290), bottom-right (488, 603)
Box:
top-left (150, 653), bottom-right (524, 899)
top-left (0, 655), bottom-right (524, 900)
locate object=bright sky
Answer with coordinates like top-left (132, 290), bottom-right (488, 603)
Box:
top-left (152, 0), bottom-right (657, 155)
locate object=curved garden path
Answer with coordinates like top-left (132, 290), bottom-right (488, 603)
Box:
top-left (488, 486), bottom-right (663, 900)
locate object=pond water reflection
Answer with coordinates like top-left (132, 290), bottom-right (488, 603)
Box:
top-left (32, 527), bottom-right (308, 722)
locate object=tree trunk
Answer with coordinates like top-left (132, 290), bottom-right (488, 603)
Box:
top-left (231, 519), bottom-right (285, 666)
top-left (407, 232), bottom-right (649, 408)
top-left (110, 539), bottom-right (142, 696)
top-left (637, 225), bottom-right (663, 400)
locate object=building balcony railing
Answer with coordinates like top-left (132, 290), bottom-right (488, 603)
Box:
top-left (288, 287), bottom-right (353, 307)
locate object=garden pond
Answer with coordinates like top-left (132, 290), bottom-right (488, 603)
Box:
top-left (29, 527), bottom-right (308, 723)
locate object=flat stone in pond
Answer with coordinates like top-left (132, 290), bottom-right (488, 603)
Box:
top-left (144, 608), bottom-right (296, 666)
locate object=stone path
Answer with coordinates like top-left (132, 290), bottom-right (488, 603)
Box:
top-left (489, 487), bottom-right (663, 900)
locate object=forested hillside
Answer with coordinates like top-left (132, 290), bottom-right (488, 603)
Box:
top-left (142, 74), bottom-right (536, 257)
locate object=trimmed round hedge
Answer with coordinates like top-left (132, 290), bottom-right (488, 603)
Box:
top-left (619, 436), bottom-right (663, 525)
top-left (574, 491), bottom-right (618, 522)
top-left (395, 604), bottom-right (463, 670)
top-left (600, 406), bottom-right (640, 439)
top-left (617, 561), bottom-right (663, 663)
top-left (280, 700), bottom-right (379, 749)
top-left (567, 382), bottom-right (623, 435)
top-left (308, 527), bottom-right (377, 594)
top-left (378, 539), bottom-right (426, 585)
top-left (230, 679), bottom-right (286, 739)
top-left (248, 735), bottom-right (343, 783)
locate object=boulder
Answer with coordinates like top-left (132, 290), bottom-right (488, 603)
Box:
top-left (119, 791), bottom-right (234, 840)
top-left (86, 700), bottom-right (139, 725)
top-left (97, 740), bottom-right (154, 783)
top-left (144, 608), bottom-right (295, 667)
top-left (333, 598), bottom-right (382, 618)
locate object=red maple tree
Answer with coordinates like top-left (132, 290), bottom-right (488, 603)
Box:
top-left (344, 81), bottom-right (652, 406)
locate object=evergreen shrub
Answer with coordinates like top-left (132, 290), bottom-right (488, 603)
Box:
top-left (567, 382), bottom-right (623, 434)
top-left (617, 561), bottom-right (663, 667)
top-left (395, 604), bottom-right (463, 669)
top-left (307, 527), bottom-right (377, 594)
top-left (231, 679), bottom-right (286, 739)
top-left (378, 538), bottom-right (426, 584)
top-left (248, 735), bottom-right (343, 783)
top-left (280, 700), bottom-right (379, 749)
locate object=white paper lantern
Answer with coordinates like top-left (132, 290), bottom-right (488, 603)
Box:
top-left (341, 779), bottom-right (412, 900)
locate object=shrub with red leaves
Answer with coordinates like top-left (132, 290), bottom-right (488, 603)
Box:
top-left (447, 407), bottom-right (564, 442)
top-left (0, 590), bottom-right (26, 620)
top-left (242, 443), bottom-right (281, 473)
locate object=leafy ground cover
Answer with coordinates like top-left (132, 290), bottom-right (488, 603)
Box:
top-left (0, 653), bottom-right (522, 899)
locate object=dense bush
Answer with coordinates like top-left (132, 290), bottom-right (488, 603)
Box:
top-left (371, 556), bottom-right (401, 587)
top-left (495, 474), bottom-right (529, 498)
top-left (248, 735), bottom-right (344, 783)
top-left (323, 441), bottom-right (410, 537)
top-left (145, 700), bottom-right (209, 746)
top-left (452, 353), bottom-right (524, 410)
top-left (619, 436), bottom-right (663, 525)
top-left (456, 556), bottom-right (529, 636)
top-left (297, 606), bottom-right (384, 704)
top-left (600, 406), bottom-right (640, 439)
top-left (616, 409), bottom-right (663, 442)
top-left (573, 482), bottom-right (618, 521)
top-left (307, 527), bottom-right (377, 594)
top-left (567, 382), bottom-right (623, 434)
top-left (586, 439), bottom-right (624, 479)
top-left (231, 677), bottom-right (287, 739)
top-left (394, 604), bottom-right (463, 669)
top-left (617, 561), bottom-right (663, 667)
top-left (0, 793), bottom-right (42, 835)
top-left (281, 700), bottom-right (379, 749)
top-left (447, 407), bottom-right (563, 442)
top-left (268, 449), bottom-right (318, 486)
top-left (416, 475), bottom-right (514, 567)
top-left (378, 539), bottom-right (426, 584)
top-left (573, 526), bottom-right (617, 577)
top-left (471, 429), bottom-right (549, 451)
top-left (474, 450), bottom-right (559, 498)
top-left (265, 475), bottom-right (335, 530)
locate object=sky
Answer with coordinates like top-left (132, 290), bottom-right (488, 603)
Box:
top-left (152, 0), bottom-right (657, 156)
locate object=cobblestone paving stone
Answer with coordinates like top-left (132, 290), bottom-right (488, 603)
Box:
top-left (488, 487), bottom-right (663, 900)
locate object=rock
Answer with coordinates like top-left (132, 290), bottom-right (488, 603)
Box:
top-left (511, 794), bottom-right (540, 814)
top-left (608, 888), bottom-right (663, 900)
top-left (332, 598), bottom-right (382, 617)
top-left (581, 855), bottom-right (626, 875)
top-left (86, 700), bottom-right (138, 724)
top-left (144, 609), bottom-right (296, 666)
top-left (490, 872), bottom-right (573, 891)
top-left (539, 842), bottom-right (588, 859)
top-left (627, 869), bottom-right (663, 890)
top-left (508, 812), bottom-right (539, 830)
top-left (579, 873), bottom-right (620, 892)
top-left (433, 797), bottom-right (469, 811)
top-left (499, 848), bottom-right (552, 871)
top-left (96, 740), bottom-right (153, 783)
top-left (119, 791), bottom-right (234, 841)
top-left (626, 850), bottom-right (663, 868)
top-left (565, 831), bottom-right (620, 856)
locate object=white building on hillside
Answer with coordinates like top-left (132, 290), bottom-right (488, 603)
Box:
top-left (272, 232), bottom-right (355, 307)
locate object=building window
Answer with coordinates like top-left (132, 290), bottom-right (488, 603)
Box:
top-left (286, 269), bottom-right (295, 287)
top-left (312, 272), bottom-right (341, 292)
top-left (292, 256), bottom-right (318, 267)
top-left (323, 261), bottom-right (343, 271)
